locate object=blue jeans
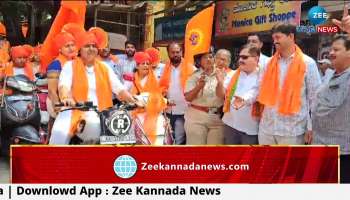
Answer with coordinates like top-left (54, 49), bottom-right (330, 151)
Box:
top-left (166, 113), bottom-right (186, 145)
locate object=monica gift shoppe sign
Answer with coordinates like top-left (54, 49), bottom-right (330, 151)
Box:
top-left (215, 1), bottom-right (301, 36)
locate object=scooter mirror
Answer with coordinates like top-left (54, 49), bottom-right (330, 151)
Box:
top-left (35, 73), bottom-right (47, 79)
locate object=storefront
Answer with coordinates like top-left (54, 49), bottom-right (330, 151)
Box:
top-left (214, 1), bottom-right (306, 68)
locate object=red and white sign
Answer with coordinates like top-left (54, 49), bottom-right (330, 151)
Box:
top-left (11, 146), bottom-right (338, 183)
top-left (317, 25), bottom-right (339, 33)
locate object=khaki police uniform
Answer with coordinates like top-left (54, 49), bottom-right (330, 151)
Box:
top-left (184, 68), bottom-right (224, 145)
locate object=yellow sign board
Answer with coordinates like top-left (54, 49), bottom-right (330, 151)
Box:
top-left (215, 1), bottom-right (302, 36)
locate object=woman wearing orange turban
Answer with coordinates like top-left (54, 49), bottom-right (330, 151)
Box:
top-left (129, 51), bottom-right (160, 94)
top-left (129, 51), bottom-right (168, 145)
top-left (46, 31), bottom-right (78, 137)
top-left (145, 47), bottom-right (165, 80)
top-left (49, 29), bottom-right (138, 144)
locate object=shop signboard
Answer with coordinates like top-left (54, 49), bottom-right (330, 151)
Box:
top-left (215, 1), bottom-right (301, 36)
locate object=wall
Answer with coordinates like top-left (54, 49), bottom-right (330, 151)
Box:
top-left (144, 1), bottom-right (168, 62)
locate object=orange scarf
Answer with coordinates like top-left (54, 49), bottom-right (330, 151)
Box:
top-left (143, 93), bottom-right (167, 144)
top-left (69, 58), bottom-right (113, 135)
top-left (0, 49), bottom-right (10, 66)
top-left (257, 45), bottom-right (306, 115)
top-left (131, 69), bottom-right (160, 95)
top-left (223, 68), bottom-right (240, 113)
top-left (131, 70), bottom-right (165, 144)
top-left (159, 59), bottom-right (194, 93)
top-left (4, 62), bottom-right (34, 81)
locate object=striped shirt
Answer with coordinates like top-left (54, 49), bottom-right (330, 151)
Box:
top-left (115, 54), bottom-right (136, 81)
top-left (312, 68), bottom-right (350, 155)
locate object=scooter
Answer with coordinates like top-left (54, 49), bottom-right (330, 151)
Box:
top-left (54, 93), bottom-right (174, 145)
top-left (0, 74), bottom-right (47, 156)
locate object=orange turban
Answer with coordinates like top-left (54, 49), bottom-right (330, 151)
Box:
top-left (23, 44), bottom-right (34, 58)
top-left (145, 47), bottom-right (160, 65)
top-left (62, 23), bottom-right (85, 40)
top-left (0, 22), bottom-right (6, 37)
top-left (76, 27), bottom-right (108, 49)
top-left (34, 44), bottom-right (42, 55)
top-left (11, 45), bottom-right (31, 59)
top-left (134, 52), bottom-right (150, 64)
top-left (88, 27), bottom-right (108, 49)
top-left (53, 32), bottom-right (75, 50)
top-left (77, 32), bottom-right (97, 48)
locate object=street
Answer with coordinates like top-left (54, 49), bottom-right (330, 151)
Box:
top-left (0, 157), bottom-right (10, 183)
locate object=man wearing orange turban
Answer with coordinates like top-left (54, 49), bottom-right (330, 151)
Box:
top-left (49, 29), bottom-right (139, 144)
top-left (145, 47), bottom-right (165, 80)
top-left (1, 45), bottom-right (35, 81)
top-left (31, 44), bottom-right (42, 75)
top-left (92, 27), bottom-right (120, 79)
top-left (0, 37), bottom-right (10, 68)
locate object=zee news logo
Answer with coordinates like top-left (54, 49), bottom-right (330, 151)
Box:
top-left (297, 6), bottom-right (339, 34)
top-left (297, 25), bottom-right (339, 34)
top-left (315, 25), bottom-right (339, 33)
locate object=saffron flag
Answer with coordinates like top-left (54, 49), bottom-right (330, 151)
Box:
top-left (39, 0), bottom-right (86, 73)
top-left (184, 4), bottom-right (215, 66)
top-left (0, 22), bottom-right (6, 37)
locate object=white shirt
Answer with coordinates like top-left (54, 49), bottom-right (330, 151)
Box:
top-left (222, 69), bottom-right (259, 135)
top-left (259, 53), bottom-right (270, 70)
top-left (59, 60), bottom-right (126, 107)
top-left (154, 63), bottom-right (165, 80)
top-left (13, 67), bottom-right (25, 76)
top-left (166, 65), bottom-right (195, 115)
top-left (225, 69), bottom-right (235, 80)
top-left (116, 54), bottom-right (136, 77)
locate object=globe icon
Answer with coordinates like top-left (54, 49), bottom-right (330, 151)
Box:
top-left (113, 155), bottom-right (137, 179)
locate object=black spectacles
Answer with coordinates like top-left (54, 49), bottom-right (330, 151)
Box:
top-left (239, 55), bottom-right (254, 60)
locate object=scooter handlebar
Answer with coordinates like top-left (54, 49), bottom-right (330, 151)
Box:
top-left (54, 101), bottom-right (93, 108)
top-left (122, 103), bottom-right (138, 110)
top-left (55, 102), bottom-right (65, 107)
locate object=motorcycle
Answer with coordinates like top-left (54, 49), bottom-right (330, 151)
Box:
top-left (54, 93), bottom-right (174, 145)
top-left (0, 74), bottom-right (47, 155)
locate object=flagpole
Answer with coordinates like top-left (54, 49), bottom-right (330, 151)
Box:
top-left (211, 2), bottom-right (217, 52)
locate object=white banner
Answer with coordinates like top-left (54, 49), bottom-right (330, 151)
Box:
top-left (0, 184), bottom-right (348, 200)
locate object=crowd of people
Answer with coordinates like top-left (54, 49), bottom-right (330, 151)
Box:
top-left (0, 18), bottom-right (350, 182)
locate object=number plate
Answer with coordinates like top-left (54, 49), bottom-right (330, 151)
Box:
top-left (100, 134), bottom-right (136, 144)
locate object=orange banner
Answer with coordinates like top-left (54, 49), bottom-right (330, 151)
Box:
top-left (184, 4), bottom-right (215, 66)
top-left (40, 0), bottom-right (86, 73)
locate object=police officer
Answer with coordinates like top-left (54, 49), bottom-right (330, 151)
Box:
top-left (184, 49), bottom-right (225, 145)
